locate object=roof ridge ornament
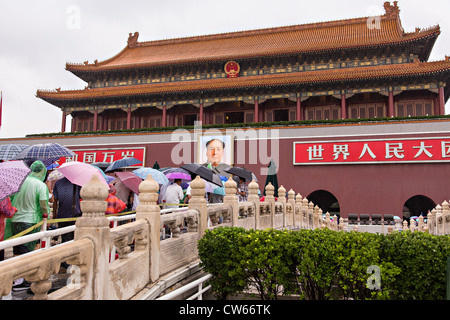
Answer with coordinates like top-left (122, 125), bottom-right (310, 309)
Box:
top-left (384, 1), bottom-right (400, 19)
top-left (128, 32), bottom-right (139, 48)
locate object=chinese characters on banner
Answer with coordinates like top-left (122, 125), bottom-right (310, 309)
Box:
top-left (293, 138), bottom-right (450, 165)
top-left (58, 148), bottom-right (146, 166)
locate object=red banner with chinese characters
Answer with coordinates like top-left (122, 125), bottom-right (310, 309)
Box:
top-left (58, 147), bottom-right (146, 166)
top-left (293, 138), bottom-right (450, 165)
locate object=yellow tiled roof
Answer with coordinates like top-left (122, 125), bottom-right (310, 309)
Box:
top-left (65, 3), bottom-right (439, 72)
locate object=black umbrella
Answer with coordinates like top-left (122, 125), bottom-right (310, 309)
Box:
top-left (181, 163), bottom-right (223, 187)
top-left (91, 162), bottom-right (111, 171)
top-left (264, 159), bottom-right (278, 197)
top-left (105, 157), bottom-right (142, 172)
top-left (225, 166), bottom-right (254, 182)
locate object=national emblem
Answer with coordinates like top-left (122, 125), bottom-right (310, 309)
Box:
top-left (224, 61), bottom-right (240, 78)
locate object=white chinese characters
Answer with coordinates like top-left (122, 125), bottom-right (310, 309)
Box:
top-left (300, 139), bottom-right (450, 164)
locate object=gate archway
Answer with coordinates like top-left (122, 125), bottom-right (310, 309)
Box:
top-left (306, 190), bottom-right (340, 217)
top-left (402, 195), bottom-right (436, 219)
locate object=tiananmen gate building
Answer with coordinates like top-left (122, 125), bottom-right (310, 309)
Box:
top-left (6, 1), bottom-right (450, 221)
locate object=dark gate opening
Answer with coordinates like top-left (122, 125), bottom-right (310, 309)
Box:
top-left (306, 190), bottom-right (340, 217)
top-left (402, 195), bottom-right (436, 219)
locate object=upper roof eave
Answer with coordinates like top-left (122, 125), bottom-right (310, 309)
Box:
top-left (39, 59), bottom-right (450, 106)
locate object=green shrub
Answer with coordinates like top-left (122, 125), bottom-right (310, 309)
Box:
top-left (380, 231), bottom-right (450, 300)
top-left (197, 227), bottom-right (248, 300)
top-left (198, 227), bottom-right (450, 300)
top-left (237, 229), bottom-right (291, 300)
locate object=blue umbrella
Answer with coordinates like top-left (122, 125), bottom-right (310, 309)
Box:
top-left (133, 167), bottom-right (169, 184)
top-left (90, 164), bottom-right (115, 183)
top-left (0, 144), bottom-right (29, 161)
top-left (14, 143), bottom-right (75, 160)
top-left (213, 181), bottom-right (226, 195)
top-left (105, 157), bottom-right (142, 172)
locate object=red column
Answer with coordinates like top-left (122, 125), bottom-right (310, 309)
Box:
top-left (388, 91), bottom-right (395, 117)
top-left (439, 86), bottom-right (446, 115)
top-left (93, 109), bottom-right (98, 131)
top-left (296, 97), bottom-right (302, 121)
top-left (126, 107), bottom-right (131, 129)
top-left (254, 99), bottom-right (259, 123)
top-left (162, 105), bottom-right (167, 127)
top-left (61, 110), bottom-right (66, 133)
top-left (341, 94), bottom-right (347, 119)
top-left (199, 102), bottom-right (204, 124)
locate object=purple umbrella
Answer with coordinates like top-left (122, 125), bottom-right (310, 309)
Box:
top-left (0, 160), bottom-right (31, 202)
top-left (165, 172), bottom-right (191, 181)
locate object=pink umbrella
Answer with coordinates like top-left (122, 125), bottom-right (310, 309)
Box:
top-left (115, 171), bottom-right (142, 194)
top-left (0, 160), bottom-right (31, 202)
top-left (58, 161), bottom-right (108, 187)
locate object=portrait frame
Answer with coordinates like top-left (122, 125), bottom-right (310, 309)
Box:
top-left (198, 133), bottom-right (234, 166)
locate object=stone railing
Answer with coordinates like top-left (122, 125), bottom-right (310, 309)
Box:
top-left (400, 200), bottom-right (450, 235)
top-left (0, 174), bottom-right (337, 300)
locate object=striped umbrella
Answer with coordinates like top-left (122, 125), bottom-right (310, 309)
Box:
top-left (132, 167), bottom-right (169, 185)
top-left (0, 144), bottom-right (29, 161)
top-left (14, 143), bottom-right (75, 160)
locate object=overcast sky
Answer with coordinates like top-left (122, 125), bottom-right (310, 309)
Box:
top-left (0, 0), bottom-right (449, 139)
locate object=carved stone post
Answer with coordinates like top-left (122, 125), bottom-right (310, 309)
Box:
top-left (287, 189), bottom-right (295, 227)
top-left (295, 194), bottom-right (303, 228)
top-left (418, 215), bottom-right (424, 232)
top-left (302, 197), bottom-right (309, 228)
top-left (313, 205), bottom-right (320, 229)
top-left (75, 174), bottom-right (110, 300)
top-left (442, 201), bottom-right (449, 234)
top-left (436, 204), bottom-right (443, 235)
top-left (223, 177), bottom-right (238, 226)
top-left (430, 209), bottom-right (437, 235)
top-left (410, 218), bottom-right (416, 232)
top-left (248, 180), bottom-right (260, 229)
top-left (136, 175), bottom-right (161, 282)
top-left (188, 176), bottom-right (207, 237)
top-left (265, 182), bottom-right (275, 228)
top-left (402, 220), bottom-right (408, 232)
top-left (277, 185), bottom-right (286, 227)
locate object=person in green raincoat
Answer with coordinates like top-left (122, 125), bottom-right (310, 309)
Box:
top-left (6, 161), bottom-right (50, 255)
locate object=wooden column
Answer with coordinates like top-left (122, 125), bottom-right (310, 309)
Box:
top-left (162, 105), bottom-right (167, 127)
top-left (296, 97), bottom-right (302, 121)
top-left (388, 90), bottom-right (395, 117)
top-left (61, 110), bottom-right (66, 133)
top-left (254, 99), bottom-right (259, 123)
top-left (439, 86), bottom-right (446, 115)
top-left (126, 107), bottom-right (131, 129)
top-left (341, 94), bottom-right (347, 119)
top-left (199, 102), bottom-right (204, 124)
top-left (93, 109), bottom-right (98, 131)
top-left (72, 117), bottom-right (77, 132)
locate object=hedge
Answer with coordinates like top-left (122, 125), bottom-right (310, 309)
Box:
top-left (197, 227), bottom-right (450, 300)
